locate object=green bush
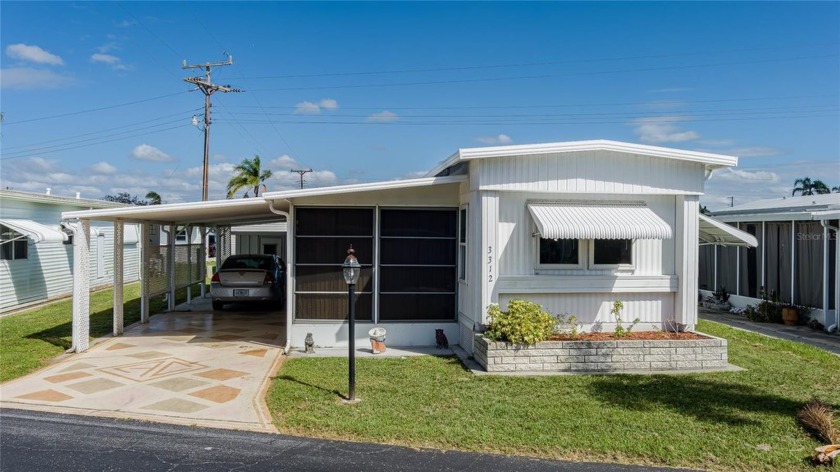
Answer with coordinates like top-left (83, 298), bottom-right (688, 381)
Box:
top-left (485, 299), bottom-right (555, 345)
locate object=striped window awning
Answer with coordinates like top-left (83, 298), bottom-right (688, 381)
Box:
top-left (0, 219), bottom-right (68, 243)
top-left (527, 202), bottom-right (673, 240)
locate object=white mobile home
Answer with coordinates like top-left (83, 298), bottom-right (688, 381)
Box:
top-left (701, 194), bottom-right (839, 328)
top-left (0, 189), bottom-right (140, 313)
top-left (62, 140), bottom-right (751, 353)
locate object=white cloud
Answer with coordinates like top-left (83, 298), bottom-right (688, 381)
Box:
top-left (367, 110), bottom-right (399, 123)
top-left (294, 101), bottom-right (321, 114)
top-left (132, 144), bottom-right (176, 162)
top-left (294, 98), bottom-right (339, 114)
top-left (632, 116), bottom-right (699, 144)
top-left (91, 53), bottom-right (129, 71)
top-left (475, 134), bottom-right (513, 145)
top-left (0, 67), bottom-right (73, 89)
top-left (5, 44), bottom-right (63, 65)
top-left (712, 168), bottom-right (780, 183)
top-left (90, 161), bottom-right (117, 174)
top-left (319, 98), bottom-right (338, 110)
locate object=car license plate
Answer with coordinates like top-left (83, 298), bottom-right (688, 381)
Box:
top-left (233, 289), bottom-right (249, 297)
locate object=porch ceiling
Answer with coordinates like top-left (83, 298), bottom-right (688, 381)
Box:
top-left (61, 198), bottom-right (289, 227)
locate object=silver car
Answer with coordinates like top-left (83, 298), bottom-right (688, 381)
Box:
top-left (210, 254), bottom-right (285, 310)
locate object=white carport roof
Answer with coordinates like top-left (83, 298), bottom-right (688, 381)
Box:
top-left (0, 218), bottom-right (68, 243)
top-left (61, 175), bottom-right (466, 225)
top-left (62, 198), bottom-right (286, 226)
top-left (698, 214), bottom-right (758, 247)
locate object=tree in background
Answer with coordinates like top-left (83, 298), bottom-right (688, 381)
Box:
top-left (145, 191), bottom-right (162, 205)
top-left (103, 193), bottom-right (149, 205)
top-left (226, 154), bottom-right (273, 198)
top-left (700, 205), bottom-right (712, 216)
top-left (792, 177), bottom-right (831, 196)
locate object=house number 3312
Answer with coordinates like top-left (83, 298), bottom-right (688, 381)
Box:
top-left (487, 246), bottom-right (493, 282)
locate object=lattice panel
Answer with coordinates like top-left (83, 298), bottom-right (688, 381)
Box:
top-left (146, 245), bottom-right (170, 297)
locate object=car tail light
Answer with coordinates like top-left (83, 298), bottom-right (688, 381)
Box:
top-left (211, 272), bottom-right (220, 283)
top-left (264, 273), bottom-right (275, 284)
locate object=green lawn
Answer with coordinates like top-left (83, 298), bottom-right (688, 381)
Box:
top-left (267, 320), bottom-right (839, 471)
top-left (0, 282), bottom-right (199, 382)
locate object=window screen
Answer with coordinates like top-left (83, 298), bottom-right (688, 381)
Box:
top-left (593, 239), bottom-right (632, 265)
top-left (539, 238), bottom-right (578, 265)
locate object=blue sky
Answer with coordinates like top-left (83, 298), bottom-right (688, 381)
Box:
top-left (1, 2), bottom-right (838, 208)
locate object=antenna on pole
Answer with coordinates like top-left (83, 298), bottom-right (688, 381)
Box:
top-left (182, 54), bottom-right (242, 201)
top-left (290, 169), bottom-right (313, 189)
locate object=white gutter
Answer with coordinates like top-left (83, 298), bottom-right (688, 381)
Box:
top-left (268, 199), bottom-right (292, 355)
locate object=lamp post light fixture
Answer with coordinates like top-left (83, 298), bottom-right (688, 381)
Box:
top-left (342, 245), bottom-right (361, 402)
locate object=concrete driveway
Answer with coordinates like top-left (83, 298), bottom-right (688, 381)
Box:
top-left (0, 299), bottom-right (286, 432)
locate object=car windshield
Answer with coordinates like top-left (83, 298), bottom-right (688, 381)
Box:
top-left (221, 257), bottom-right (273, 271)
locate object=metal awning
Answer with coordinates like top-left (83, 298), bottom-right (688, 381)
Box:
top-left (0, 218), bottom-right (68, 243)
top-left (527, 202), bottom-right (673, 240)
top-left (698, 214), bottom-right (758, 247)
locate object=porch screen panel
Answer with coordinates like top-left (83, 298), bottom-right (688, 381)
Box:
top-left (794, 222), bottom-right (823, 308)
top-left (295, 208), bottom-right (374, 320)
top-left (698, 245), bottom-right (715, 291)
top-left (716, 245), bottom-right (738, 295)
top-left (764, 222), bottom-right (792, 303)
top-left (831, 221), bottom-right (838, 310)
top-left (738, 223), bottom-right (761, 298)
top-left (379, 209), bottom-right (457, 321)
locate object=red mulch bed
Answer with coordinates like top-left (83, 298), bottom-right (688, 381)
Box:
top-left (548, 331), bottom-right (707, 341)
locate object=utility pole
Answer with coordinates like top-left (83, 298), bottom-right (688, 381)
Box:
top-left (728, 196), bottom-right (735, 207)
top-left (290, 169), bottom-right (313, 189)
top-left (182, 55), bottom-right (241, 201)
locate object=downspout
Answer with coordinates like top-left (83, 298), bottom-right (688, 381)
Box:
top-left (820, 219), bottom-right (839, 333)
top-left (268, 199), bottom-right (292, 354)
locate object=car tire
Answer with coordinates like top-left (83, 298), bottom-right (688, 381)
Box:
top-left (212, 301), bottom-right (224, 311)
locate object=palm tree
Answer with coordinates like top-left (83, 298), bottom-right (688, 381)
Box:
top-left (792, 177), bottom-right (831, 196)
top-left (145, 191), bottom-right (162, 205)
top-left (226, 154), bottom-right (273, 198)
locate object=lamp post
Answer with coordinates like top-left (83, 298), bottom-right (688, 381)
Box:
top-left (342, 245), bottom-right (361, 401)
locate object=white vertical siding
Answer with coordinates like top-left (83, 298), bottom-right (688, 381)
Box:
top-left (0, 200), bottom-right (140, 312)
top-left (476, 151), bottom-right (705, 194)
top-left (499, 292), bottom-right (675, 330)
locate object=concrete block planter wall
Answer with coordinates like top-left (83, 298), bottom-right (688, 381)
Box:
top-left (473, 334), bottom-right (728, 373)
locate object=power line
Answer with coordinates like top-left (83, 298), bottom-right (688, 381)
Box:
top-left (2, 92), bottom-right (188, 126)
top-left (249, 54), bottom-right (837, 92)
top-left (290, 169), bottom-right (313, 189)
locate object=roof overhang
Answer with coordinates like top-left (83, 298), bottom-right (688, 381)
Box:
top-left (426, 140), bottom-right (739, 177)
top-left (262, 175), bottom-right (466, 200)
top-left (0, 219), bottom-right (68, 243)
top-left (527, 201), bottom-right (673, 240)
top-left (698, 214), bottom-right (758, 247)
top-left (62, 198), bottom-right (287, 226)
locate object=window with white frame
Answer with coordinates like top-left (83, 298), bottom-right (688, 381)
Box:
top-left (459, 206), bottom-right (467, 281)
top-left (535, 237), bottom-right (634, 270)
top-left (536, 238), bottom-right (584, 269)
top-left (590, 239), bottom-right (633, 268)
top-left (0, 225), bottom-right (29, 260)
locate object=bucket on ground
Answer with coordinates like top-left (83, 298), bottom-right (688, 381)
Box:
top-left (368, 327), bottom-right (386, 354)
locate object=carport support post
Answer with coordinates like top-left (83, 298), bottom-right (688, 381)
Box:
top-left (140, 223), bottom-right (150, 324)
top-left (113, 220), bottom-right (124, 336)
top-left (186, 225), bottom-right (192, 304)
top-left (168, 223), bottom-right (177, 311)
top-left (71, 219), bottom-right (91, 353)
top-left (199, 226), bottom-right (207, 298)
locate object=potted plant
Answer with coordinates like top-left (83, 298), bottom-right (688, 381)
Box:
top-left (781, 303), bottom-right (798, 326)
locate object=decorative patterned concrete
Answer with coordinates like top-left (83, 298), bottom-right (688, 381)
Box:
top-left (0, 303), bottom-right (285, 432)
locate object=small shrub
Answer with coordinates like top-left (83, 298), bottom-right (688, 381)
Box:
top-left (743, 304), bottom-right (768, 322)
top-left (554, 313), bottom-right (580, 338)
top-left (807, 318), bottom-right (825, 332)
top-left (611, 300), bottom-right (639, 338)
top-left (486, 299), bottom-right (555, 345)
top-left (713, 286), bottom-right (731, 303)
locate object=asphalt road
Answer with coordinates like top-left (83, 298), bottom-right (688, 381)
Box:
top-left (0, 409), bottom-right (679, 472)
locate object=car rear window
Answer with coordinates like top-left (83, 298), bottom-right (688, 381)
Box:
top-left (221, 257), bottom-right (273, 270)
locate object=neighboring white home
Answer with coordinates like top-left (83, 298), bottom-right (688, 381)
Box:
top-left (0, 189), bottom-right (141, 313)
top-left (61, 140), bottom-right (754, 354)
top-left (702, 193), bottom-right (840, 328)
